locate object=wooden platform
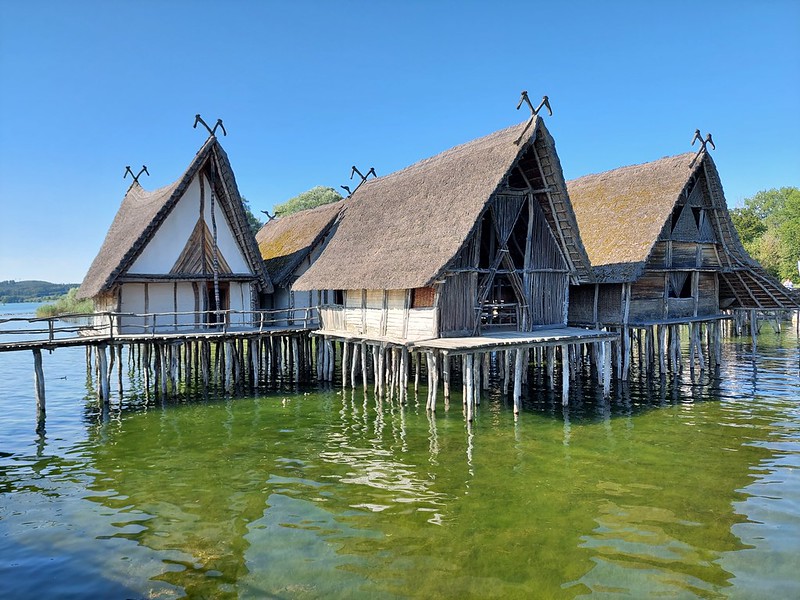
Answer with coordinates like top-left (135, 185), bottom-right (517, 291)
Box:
top-left (409, 327), bottom-right (617, 355)
top-left (0, 326), bottom-right (312, 353)
top-left (314, 326), bottom-right (617, 354)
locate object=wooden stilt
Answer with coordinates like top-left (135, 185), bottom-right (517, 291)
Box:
top-left (400, 346), bottom-right (408, 404)
top-left (414, 352), bottom-right (420, 395)
top-left (561, 344), bottom-right (570, 405)
top-left (473, 353), bottom-right (481, 405)
top-left (602, 340), bottom-right (612, 397)
top-left (350, 343), bottom-right (359, 389)
top-left (465, 354), bottom-right (474, 422)
top-left (361, 342), bottom-right (368, 391)
top-left (33, 349), bottom-right (46, 433)
top-left (341, 342), bottom-right (349, 389)
top-left (442, 352), bottom-right (451, 403)
top-left (513, 348), bottom-right (524, 414)
top-left (503, 350), bottom-right (511, 396)
top-left (98, 344), bottom-right (110, 403)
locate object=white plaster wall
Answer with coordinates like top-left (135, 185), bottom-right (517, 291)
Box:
top-left (175, 282), bottom-right (196, 329)
top-left (228, 282), bottom-right (251, 326)
top-left (119, 283), bottom-right (146, 334)
top-left (129, 174), bottom-right (250, 274)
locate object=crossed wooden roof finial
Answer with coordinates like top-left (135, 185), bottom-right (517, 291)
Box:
top-left (341, 165), bottom-right (377, 197)
top-left (193, 114), bottom-right (227, 137)
top-left (124, 165), bottom-right (149, 185)
top-left (689, 129), bottom-right (715, 167)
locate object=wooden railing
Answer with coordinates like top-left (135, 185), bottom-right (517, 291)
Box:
top-left (0, 306), bottom-right (320, 345)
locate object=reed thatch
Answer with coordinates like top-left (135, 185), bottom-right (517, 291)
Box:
top-left (256, 200), bottom-right (344, 287)
top-left (78, 136), bottom-right (272, 299)
top-left (568, 153), bottom-right (700, 282)
top-left (293, 118), bottom-right (591, 291)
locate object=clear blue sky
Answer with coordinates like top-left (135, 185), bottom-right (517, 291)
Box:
top-left (1, 0), bottom-right (798, 284)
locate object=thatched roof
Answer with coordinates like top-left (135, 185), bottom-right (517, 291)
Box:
top-left (78, 136), bottom-right (272, 299)
top-left (256, 200), bottom-right (344, 287)
top-left (567, 152), bottom-right (799, 308)
top-left (567, 153), bottom-right (701, 282)
top-left (293, 118), bottom-right (591, 291)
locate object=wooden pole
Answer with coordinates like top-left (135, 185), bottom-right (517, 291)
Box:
top-left (513, 348), bottom-right (524, 414)
top-left (98, 344), bottom-right (110, 403)
top-left (602, 340), bottom-right (612, 398)
top-left (465, 354), bottom-right (474, 422)
top-left (341, 341), bottom-right (349, 389)
top-left (350, 343), bottom-right (359, 389)
top-left (414, 352), bottom-right (420, 395)
top-left (33, 349), bottom-right (46, 433)
top-left (442, 352), bottom-right (451, 403)
top-left (361, 342), bottom-right (368, 391)
top-left (561, 344), bottom-right (570, 406)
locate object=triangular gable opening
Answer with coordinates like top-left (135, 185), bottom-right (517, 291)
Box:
top-left (671, 203), bottom-right (700, 239)
top-left (170, 217), bottom-right (233, 275)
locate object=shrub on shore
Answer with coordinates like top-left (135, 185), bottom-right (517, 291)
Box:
top-left (36, 288), bottom-right (93, 318)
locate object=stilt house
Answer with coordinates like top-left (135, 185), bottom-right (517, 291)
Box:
top-left (293, 117), bottom-right (594, 341)
top-left (566, 148), bottom-right (799, 329)
top-left (77, 135), bottom-right (272, 334)
top-left (256, 200), bottom-right (344, 325)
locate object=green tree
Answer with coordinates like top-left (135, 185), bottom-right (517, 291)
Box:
top-left (731, 187), bottom-right (800, 283)
top-left (273, 186), bottom-right (342, 217)
top-left (240, 196), bottom-right (262, 236)
top-left (730, 206), bottom-right (766, 247)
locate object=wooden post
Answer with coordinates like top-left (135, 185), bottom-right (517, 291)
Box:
top-left (414, 352), bottom-right (420, 395)
top-left (442, 352), bottom-right (451, 403)
top-left (377, 345), bottom-right (385, 397)
top-left (316, 336), bottom-right (324, 381)
top-left (465, 354), bottom-right (474, 422)
top-left (513, 348), bottom-right (524, 414)
top-left (503, 350), bottom-right (511, 396)
top-left (341, 341), bottom-right (349, 389)
top-left (602, 340), bottom-right (612, 398)
top-left (399, 346), bottom-right (408, 404)
top-left (33, 349), bottom-right (46, 433)
top-left (361, 342), bottom-right (368, 391)
top-left (657, 325), bottom-right (667, 376)
top-left (98, 344), bottom-right (110, 403)
top-left (350, 343), bottom-right (359, 389)
top-left (561, 344), bottom-right (570, 406)
top-left (425, 352), bottom-right (434, 411)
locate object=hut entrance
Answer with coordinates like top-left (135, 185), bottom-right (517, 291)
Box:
top-left (206, 281), bottom-right (229, 326)
top-left (473, 195), bottom-right (531, 333)
top-left (481, 274), bottom-right (520, 329)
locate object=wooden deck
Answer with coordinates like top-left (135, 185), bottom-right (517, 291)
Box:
top-left (0, 326), bottom-right (313, 353)
top-left (314, 326), bottom-right (617, 354)
top-left (409, 327), bottom-right (617, 355)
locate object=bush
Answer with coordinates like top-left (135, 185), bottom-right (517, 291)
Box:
top-left (36, 288), bottom-right (93, 318)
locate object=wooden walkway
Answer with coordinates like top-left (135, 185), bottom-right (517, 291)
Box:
top-left (409, 327), bottom-right (617, 354)
top-left (0, 325), bottom-right (313, 353)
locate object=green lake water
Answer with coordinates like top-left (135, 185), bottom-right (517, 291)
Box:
top-left (1, 306), bottom-right (799, 598)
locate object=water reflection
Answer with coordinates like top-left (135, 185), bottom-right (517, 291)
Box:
top-left (0, 328), bottom-right (798, 598)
